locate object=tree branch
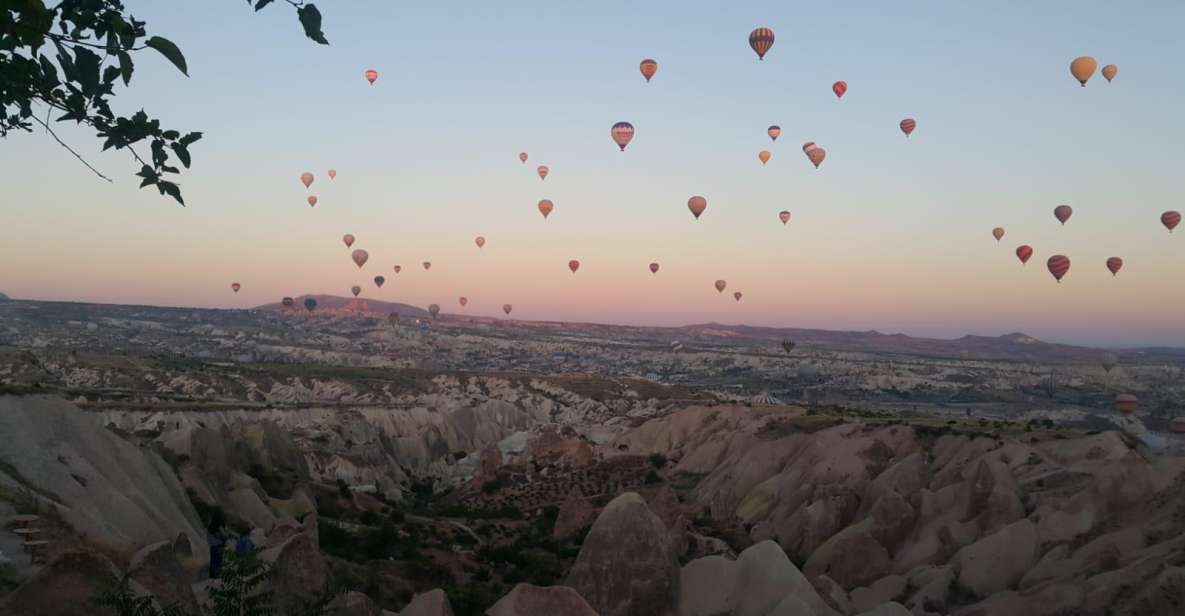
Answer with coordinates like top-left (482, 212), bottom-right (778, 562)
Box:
top-left (30, 113), bottom-right (113, 183)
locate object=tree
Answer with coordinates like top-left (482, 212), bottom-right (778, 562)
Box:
top-left (1, 0), bottom-right (328, 205)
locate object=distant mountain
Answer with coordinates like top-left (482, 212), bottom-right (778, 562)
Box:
top-left (253, 295), bottom-right (431, 318)
top-left (0, 292), bottom-right (8, 301)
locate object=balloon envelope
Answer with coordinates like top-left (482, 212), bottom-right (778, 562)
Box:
top-left (1161, 211), bottom-right (1181, 232)
top-left (781, 339), bottom-right (796, 353)
top-left (1114, 393), bottom-right (1138, 415)
top-left (734, 291), bottom-right (743, 302)
top-left (611, 122), bottom-right (635, 151)
top-left (365, 69), bottom-right (378, 84)
top-left (231, 283), bottom-right (240, 293)
top-left (393, 265), bottom-right (402, 274)
top-left (802, 141), bottom-right (816, 153)
top-left (307, 196), bottom-right (317, 207)
top-left (1054, 205), bottom-right (1073, 225)
top-left (502, 303), bottom-right (512, 315)
top-left (459, 297), bottom-right (468, 307)
top-left (767, 125), bottom-right (781, 141)
top-left (992, 227), bottom-right (1005, 241)
top-left (779, 211), bottom-right (791, 224)
top-left (328, 169), bottom-right (336, 179)
top-left (343, 234), bottom-right (355, 248)
top-left (428, 304), bottom-right (440, 318)
top-left (351, 285), bottom-right (361, 297)
top-left (537, 165), bottom-right (549, 180)
top-left (374, 275), bottom-right (385, 288)
top-left (688, 196), bottom-right (707, 220)
top-left (423, 261), bottom-right (431, 271)
top-left (1016, 245), bottom-right (1033, 265)
top-left (749, 27), bottom-right (774, 60)
top-left (519, 152), bottom-right (528, 163)
top-left (475, 236), bottom-right (485, 248)
top-left (1102, 64), bottom-right (1118, 82)
top-left (282, 297), bottom-right (294, 308)
top-left (900, 118), bottom-right (916, 137)
top-left (538, 199), bottom-right (554, 219)
top-left (1047, 255), bottom-right (1071, 282)
top-left (758, 150), bottom-right (771, 165)
top-left (832, 81), bottom-right (847, 99)
top-left (807, 147), bottom-right (826, 169)
top-left (304, 298), bottom-right (317, 312)
top-left (351, 249), bottom-right (368, 268)
top-left (1106, 257), bottom-right (1123, 276)
top-left (300, 172), bottom-right (314, 188)
top-left (715, 279), bottom-right (726, 293)
top-left (640, 58), bottom-right (658, 82)
top-left (649, 262), bottom-right (660, 274)
top-left (1070, 56), bottom-right (1097, 86)
top-left (568, 259), bottom-right (580, 273)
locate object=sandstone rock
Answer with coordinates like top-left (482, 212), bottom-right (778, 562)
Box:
top-left (809, 575), bottom-right (851, 616)
top-left (400, 589), bottom-right (454, 616)
top-left (905, 566), bottom-right (953, 615)
top-left (261, 530), bottom-right (327, 614)
top-left (767, 595), bottom-right (816, 616)
top-left (952, 519), bottom-right (1038, 596)
top-left (226, 486), bottom-right (278, 531)
top-left (854, 602), bottom-right (910, 616)
top-left (804, 519), bottom-right (892, 589)
top-left (128, 540), bottom-right (199, 613)
top-left (0, 549), bottom-right (122, 616)
top-left (565, 492), bottom-right (680, 616)
top-left (328, 590), bottom-right (383, 616)
top-left (680, 555), bottom-right (739, 616)
top-left (486, 584), bottom-right (598, 616)
top-left (735, 541), bottom-right (838, 616)
top-left (850, 575), bottom-right (906, 613)
top-left (553, 489), bottom-right (596, 541)
top-left (1126, 566), bottom-right (1185, 616)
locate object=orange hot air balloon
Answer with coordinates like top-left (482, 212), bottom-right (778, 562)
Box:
top-left (767, 125), bottom-right (781, 141)
top-left (758, 150), bottom-right (771, 165)
top-left (538, 199), bottom-right (554, 219)
top-left (422, 261), bottom-right (431, 271)
top-left (519, 152), bottom-right (528, 164)
top-left (537, 165), bottom-right (549, 180)
top-left (343, 234), bottom-right (355, 248)
top-left (459, 297), bottom-right (468, 307)
top-left (475, 236), bottom-right (486, 249)
top-left (688, 196), bottom-right (707, 220)
top-left (832, 81), bottom-right (847, 99)
top-left (351, 249), bottom-right (369, 268)
top-left (351, 285), bottom-right (361, 297)
top-left (900, 118), bottom-right (916, 137)
top-left (328, 169), bottom-right (336, 179)
top-left (1016, 245), bottom-right (1033, 265)
top-left (714, 280), bottom-right (726, 293)
top-left (1047, 255), bottom-right (1071, 282)
top-left (733, 291), bottom-right (743, 302)
top-left (779, 211), bottom-right (791, 225)
top-left (649, 262), bottom-right (660, 274)
top-left (1054, 205), bottom-right (1073, 225)
top-left (749, 27), bottom-right (774, 60)
top-left (1102, 64), bottom-right (1118, 82)
top-left (428, 304), bottom-right (440, 319)
top-left (365, 69), bottom-right (378, 85)
top-left (1161, 211), bottom-right (1181, 232)
top-left (231, 283), bottom-right (241, 293)
top-left (802, 141), bottom-right (816, 153)
top-left (393, 265), bottom-right (402, 274)
top-left (502, 303), bottom-right (513, 315)
top-left (640, 58), bottom-right (658, 82)
top-left (611, 122), bottom-right (635, 151)
top-left (1106, 257), bottom-right (1123, 276)
top-left (307, 196), bottom-right (318, 207)
top-left (1114, 393), bottom-right (1138, 415)
top-left (568, 259), bottom-right (580, 274)
top-left (300, 172), bottom-right (314, 188)
top-left (992, 227), bottom-right (1005, 242)
top-left (807, 147), bottom-right (826, 169)
top-left (1070, 56), bottom-right (1097, 86)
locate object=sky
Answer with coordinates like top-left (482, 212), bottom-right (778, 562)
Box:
top-left (2, 1), bottom-right (1184, 347)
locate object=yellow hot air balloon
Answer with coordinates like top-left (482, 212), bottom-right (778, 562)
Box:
top-left (1070, 56), bottom-right (1098, 86)
top-left (1102, 64), bottom-right (1118, 82)
top-left (758, 150), bottom-right (771, 165)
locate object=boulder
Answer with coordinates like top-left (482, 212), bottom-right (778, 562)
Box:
top-left (553, 489), bottom-right (596, 541)
top-left (261, 530), bottom-right (327, 614)
top-left (680, 555), bottom-right (739, 616)
top-left (809, 575), bottom-right (851, 616)
top-left (400, 589), bottom-right (454, 616)
top-left (0, 549), bottom-right (122, 616)
top-left (855, 602), bottom-right (910, 616)
top-left (565, 492), bottom-right (680, 616)
top-left (804, 520), bottom-right (891, 589)
top-left (328, 591), bottom-right (382, 616)
top-left (850, 576), bottom-right (906, 613)
top-left (128, 540), bottom-right (199, 613)
top-left (905, 566), bottom-right (953, 615)
top-left (767, 595), bottom-right (817, 616)
top-left (486, 584), bottom-right (598, 616)
top-left (735, 541), bottom-right (838, 616)
top-left (952, 519), bottom-right (1038, 596)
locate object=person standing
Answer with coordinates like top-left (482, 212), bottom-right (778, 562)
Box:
top-left (206, 512), bottom-right (227, 579)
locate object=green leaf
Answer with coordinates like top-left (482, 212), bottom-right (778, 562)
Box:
top-left (144, 36), bottom-right (188, 76)
top-left (297, 5), bottom-right (329, 45)
top-left (254, 0), bottom-right (275, 11)
top-left (117, 51), bottom-right (134, 85)
top-left (158, 181), bottom-right (185, 206)
top-left (38, 55), bottom-right (59, 87)
top-left (73, 47), bottom-right (102, 96)
top-left (171, 143), bottom-right (191, 168)
top-left (179, 131), bottom-right (203, 146)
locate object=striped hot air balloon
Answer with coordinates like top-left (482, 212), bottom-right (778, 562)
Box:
top-left (611, 122), bottom-right (635, 151)
top-left (688, 196), bottom-right (707, 220)
top-left (749, 28), bottom-right (775, 60)
top-left (1106, 257), bottom-right (1123, 276)
top-left (1047, 255), bottom-right (1071, 282)
top-left (640, 59), bottom-right (658, 82)
top-left (1016, 245), bottom-right (1033, 265)
top-left (1114, 393), bottom-right (1138, 415)
top-left (992, 227), bottom-right (1005, 242)
top-left (1161, 211), bottom-right (1181, 232)
top-left (900, 118), bottom-right (916, 137)
top-left (715, 279), bottom-right (727, 293)
top-left (779, 211), bottom-right (791, 224)
top-left (282, 297), bottom-right (294, 308)
top-left (832, 81), bottom-right (847, 99)
top-left (1054, 205), bottom-right (1073, 225)
top-left (538, 199), bottom-right (554, 219)
top-left (649, 262), bottom-right (660, 274)
top-left (767, 125), bottom-right (781, 141)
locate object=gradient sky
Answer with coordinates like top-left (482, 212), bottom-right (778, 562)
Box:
top-left (2, 1), bottom-right (1184, 347)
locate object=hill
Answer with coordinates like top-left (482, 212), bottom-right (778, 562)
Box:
top-left (253, 294), bottom-right (431, 318)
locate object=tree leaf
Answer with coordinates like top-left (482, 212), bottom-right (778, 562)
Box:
top-left (117, 51), bottom-right (134, 86)
top-left (144, 36), bottom-right (188, 76)
top-left (171, 143), bottom-right (191, 168)
top-left (179, 131), bottom-right (203, 147)
top-left (254, 0), bottom-right (275, 11)
top-left (297, 5), bottom-right (329, 45)
top-left (73, 47), bottom-right (102, 96)
top-left (158, 181), bottom-right (185, 206)
top-left (38, 54), bottom-right (59, 87)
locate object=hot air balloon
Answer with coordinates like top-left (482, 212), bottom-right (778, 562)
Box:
top-left (351, 249), bottom-right (369, 268)
top-left (832, 81), bottom-right (847, 99)
top-left (688, 196), bottom-right (707, 220)
top-left (767, 125), bottom-right (781, 141)
top-left (307, 196), bottom-right (318, 207)
top-left (1054, 205), bottom-right (1073, 225)
top-left (1102, 64), bottom-right (1118, 82)
top-left (503, 304), bottom-right (513, 315)
top-left (282, 297), bottom-right (294, 308)
top-left (365, 69), bottom-right (378, 85)
top-left (231, 283), bottom-right (241, 293)
top-left (1101, 354), bottom-right (1118, 374)
top-left (807, 147), bottom-right (826, 169)
top-left (537, 165), bottom-right (549, 180)
top-left (459, 297), bottom-right (468, 307)
top-left (649, 262), bottom-right (660, 274)
top-left (779, 211), bottom-right (791, 225)
top-left (428, 304), bottom-right (440, 319)
top-left (1161, 211), bottom-right (1181, 232)
top-left (1114, 393), bottom-right (1138, 415)
top-left (1016, 245), bottom-right (1033, 265)
top-left (300, 172), bottom-right (314, 188)
top-left (328, 169), bottom-right (336, 179)
top-left (1106, 257), bottom-right (1123, 276)
top-left (611, 122), bottom-right (635, 151)
top-left (715, 279), bottom-right (726, 293)
top-left (475, 236), bottom-right (486, 249)
top-left (538, 199), bottom-right (554, 219)
top-left (758, 150), bottom-right (771, 165)
top-left (374, 275), bottom-right (386, 288)
top-left (1070, 56), bottom-right (1097, 86)
top-left (423, 261), bottom-right (431, 271)
top-left (351, 285), bottom-right (361, 297)
top-left (1047, 255), bottom-right (1071, 282)
top-left (568, 259), bottom-right (580, 273)
top-left (749, 27), bottom-right (774, 60)
top-left (900, 118), bottom-right (916, 138)
top-left (781, 339), bottom-right (796, 353)
top-left (992, 227), bottom-right (1005, 242)
top-left (304, 298), bottom-right (317, 312)
top-left (802, 141), bottom-right (816, 153)
top-left (640, 58), bottom-right (658, 82)
top-left (393, 265), bottom-right (402, 274)
top-left (734, 291), bottom-right (743, 302)
top-left (519, 152), bottom-right (528, 164)
top-left (343, 234), bottom-right (355, 248)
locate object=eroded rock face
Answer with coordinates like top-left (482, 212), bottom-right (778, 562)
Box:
top-left (952, 519), bottom-right (1039, 596)
top-left (678, 540), bottom-right (838, 616)
top-left (0, 549), bottom-right (122, 616)
top-left (128, 540), bottom-right (199, 613)
top-left (565, 492), bottom-right (680, 616)
top-left (399, 589), bottom-right (454, 616)
top-left (553, 488), bottom-right (597, 540)
top-left (260, 519), bottom-right (327, 614)
top-left (486, 584), bottom-right (598, 616)
top-left (327, 590), bottom-right (382, 616)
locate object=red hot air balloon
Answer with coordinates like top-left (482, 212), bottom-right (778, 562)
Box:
top-left (365, 69), bottom-right (378, 85)
top-left (1115, 393), bottom-right (1138, 415)
top-left (734, 291), bottom-right (743, 302)
top-left (538, 199), bottom-right (554, 219)
top-left (351, 249), bottom-right (369, 268)
top-left (475, 236), bottom-right (486, 249)
top-left (611, 122), bottom-right (635, 151)
top-left (307, 196), bottom-right (318, 207)
top-left (749, 28), bottom-right (774, 60)
top-left (1054, 205), bottom-right (1073, 225)
top-left (900, 118), bottom-right (916, 138)
top-left (537, 165), bottom-right (549, 180)
top-left (343, 234), bottom-right (355, 248)
top-left (393, 265), bottom-right (402, 274)
top-left (1016, 245), bottom-right (1033, 265)
top-left (767, 125), bottom-right (781, 141)
top-left (1047, 255), bottom-right (1071, 282)
top-left (807, 147), bottom-right (826, 169)
top-left (688, 196), bottom-right (707, 220)
top-left (374, 275), bottom-right (386, 288)
top-left (568, 259), bottom-right (580, 273)
top-left (802, 141), bottom-right (816, 153)
top-left (231, 283), bottom-right (241, 293)
top-left (992, 227), bottom-right (1005, 242)
top-left (715, 279), bottom-right (727, 293)
top-left (459, 297), bottom-right (468, 307)
top-left (1162, 211), bottom-right (1181, 232)
top-left (519, 152), bottom-right (528, 164)
top-left (300, 172), bottom-right (314, 188)
top-left (649, 262), bottom-right (660, 274)
top-left (502, 303), bottom-right (513, 315)
top-left (832, 81), bottom-right (847, 99)
top-left (422, 261), bottom-right (431, 271)
top-left (640, 58), bottom-right (658, 82)
top-left (351, 285), bottom-right (361, 297)
top-left (328, 169), bottom-right (336, 179)
top-left (779, 211), bottom-right (791, 225)
top-left (1106, 257), bottom-right (1123, 276)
